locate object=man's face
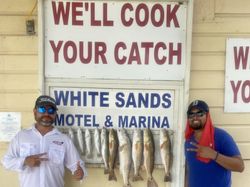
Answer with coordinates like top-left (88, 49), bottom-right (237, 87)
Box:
top-left (187, 108), bottom-right (207, 130)
top-left (34, 105), bottom-right (57, 127)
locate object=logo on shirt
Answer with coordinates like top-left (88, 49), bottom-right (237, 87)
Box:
top-left (53, 140), bottom-right (64, 145)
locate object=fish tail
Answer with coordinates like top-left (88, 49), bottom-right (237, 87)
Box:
top-left (164, 174), bottom-right (171, 182)
top-left (123, 183), bottom-right (132, 187)
top-left (147, 178), bottom-right (158, 187)
top-left (108, 170), bottom-right (117, 181)
top-left (132, 174), bottom-right (143, 181)
top-left (104, 168), bottom-right (109, 174)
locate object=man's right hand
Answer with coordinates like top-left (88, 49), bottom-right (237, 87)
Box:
top-left (24, 153), bottom-right (48, 167)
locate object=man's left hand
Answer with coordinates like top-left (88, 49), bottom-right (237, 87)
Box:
top-left (73, 161), bottom-right (84, 180)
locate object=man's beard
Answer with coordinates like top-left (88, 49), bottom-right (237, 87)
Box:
top-left (189, 121), bottom-right (203, 130)
top-left (39, 117), bottom-right (54, 126)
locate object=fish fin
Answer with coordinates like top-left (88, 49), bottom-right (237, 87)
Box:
top-left (164, 174), bottom-right (171, 182)
top-left (132, 174), bottom-right (143, 181)
top-left (135, 142), bottom-right (140, 150)
top-left (108, 170), bottom-right (117, 181)
top-left (120, 144), bottom-right (126, 152)
top-left (160, 142), bottom-right (165, 149)
top-left (147, 178), bottom-right (158, 187)
top-left (109, 142), bottom-right (113, 149)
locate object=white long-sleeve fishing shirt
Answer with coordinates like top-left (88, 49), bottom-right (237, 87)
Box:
top-left (1, 125), bottom-right (87, 187)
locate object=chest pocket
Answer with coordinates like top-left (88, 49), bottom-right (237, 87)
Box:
top-left (20, 143), bottom-right (38, 157)
top-left (48, 145), bottom-right (65, 165)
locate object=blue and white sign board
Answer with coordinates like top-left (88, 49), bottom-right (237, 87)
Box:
top-left (50, 87), bottom-right (175, 129)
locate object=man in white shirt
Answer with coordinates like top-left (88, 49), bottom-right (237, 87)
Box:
top-left (2, 95), bottom-right (87, 187)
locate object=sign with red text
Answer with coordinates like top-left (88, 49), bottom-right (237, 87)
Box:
top-left (44, 0), bottom-right (187, 80)
top-left (225, 38), bottom-right (250, 112)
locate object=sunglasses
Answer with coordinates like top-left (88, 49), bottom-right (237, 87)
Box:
top-left (37, 106), bottom-right (56, 115)
top-left (188, 111), bottom-right (206, 119)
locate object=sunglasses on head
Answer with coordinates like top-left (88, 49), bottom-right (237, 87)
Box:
top-left (37, 106), bottom-right (56, 115)
top-left (188, 110), bottom-right (206, 119)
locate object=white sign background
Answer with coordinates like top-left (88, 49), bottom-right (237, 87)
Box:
top-left (44, 1), bottom-right (187, 80)
top-left (225, 38), bottom-right (250, 112)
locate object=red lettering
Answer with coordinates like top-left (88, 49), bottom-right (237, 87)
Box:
top-left (151, 4), bottom-right (164, 27)
top-left (128, 42), bottom-right (141, 64)
top-left (121, 3), bottom-right (180, 28)
top-left (103, 3), bottom-right (114, 26)
top-left (169, 43), bottom-right (182, 64)
top-left (166, 4), bottom-right (180, 27)
top-left (114, 42), bottom-right (127, 64)
top-left (234, 46), bottom-right (249, 70)
top-left (135, 4), bottom-right (149, 27)
top-left (79, 42), bottom-right (92, 64)
top-left (79, 42), bottom-right (107, 64)
top-left (141, 42), bottom-right (154, 64)
top-left (114, 42), bottom-right (182, 65)
top-left (72, 2), bottom-right (83, 25)
top-left (64, 41), bottom-right (77, 63)
top-left (95, 42), bottom-right (107, 64)
top-left (121, 3), bottom-right (133, 27)
top-left (231, 80), bottom-right (241, 103)
top-left (50, 40), bottom-right (107, 64)
top-left (90, 3), bottom-right (101, 26)
top-left (52, 1), bottom-right (70, 25)
top-left (242, 80), bottom-right (250, 102)
top-left (155, 42), bottom-right (166, 65)
top-left (50, 40), bottom-right (63, 63)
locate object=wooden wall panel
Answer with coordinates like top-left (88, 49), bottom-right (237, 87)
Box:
top-left (0, 0), bottom-right (37, 15)
top-left (193, 0), bottom-right (215, 22)
top-left (0, 93), bottom-right (38, 110)
top-left (0, 74), bottom-right (38, 90)
top-left (232, 160), bottom-right (250, 187)
top-left (0, 36), bottom-right (37, 54)
top-left (0, 16), bottom-right (37, 35)
top-left (0, 55), bottom-right (38, 73)
top-left (215, 0), bottom-right (250, 14)
top-left (192, 36), bottom-right (226, 53)
top-left (189, 89), bottom-right (224, 106)
top-left (209, 108), bottom-right (250, 125)
top-left (189, 71), bottom-right (224, 89)
top-left (191, 54), bottom-right (225, 70)
top-left (222, 127), bottom-right (250, 142)
top-left (193, 17), bottom-right (250, 34)
top-left (238, 143), bottom-right (250, 159)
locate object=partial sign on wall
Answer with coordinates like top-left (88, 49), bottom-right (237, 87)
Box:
top-left (44, 1), bottom-right (187, 80)
top-left (0, 112), bottom-right (21, 142)
top-left (225, 38), bottom-right (250, 112)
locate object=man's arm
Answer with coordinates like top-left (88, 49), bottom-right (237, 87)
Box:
top-left (187, 142), bottom-right (245, 172)
top-left (214, 153), bottom-right (244, 172)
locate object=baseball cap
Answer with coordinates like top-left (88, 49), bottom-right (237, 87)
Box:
top-left (35, 95), bottom-right (57, 110)
top-left (187, 100), bottom-right (209, 114)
